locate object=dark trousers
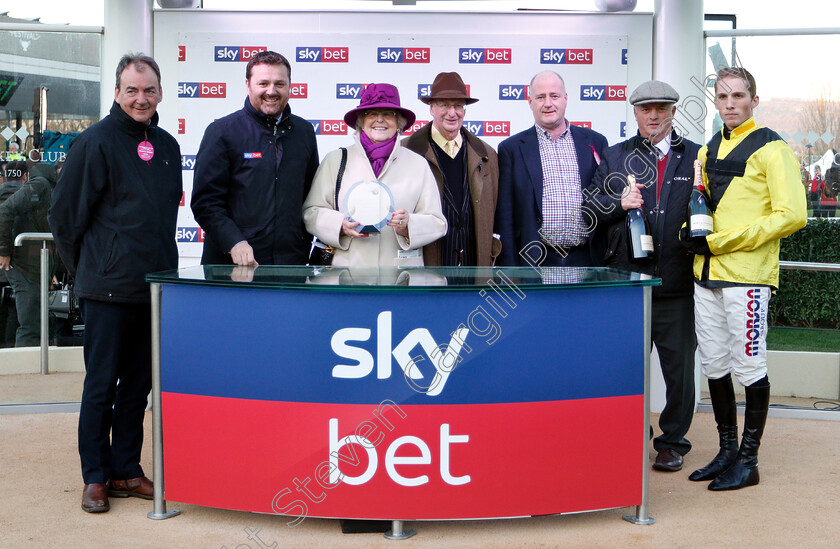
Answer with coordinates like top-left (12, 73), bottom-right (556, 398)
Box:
top-left (5, 266), bottom-right (40, 347)
top-left (78, 298), bottom-right (152, 484)
top-left (541, 243), bottom-right (592, 267)
top-left (652, 295), bottom-right (696, 456)
top-left (0, 278), bottom-right (19, 347)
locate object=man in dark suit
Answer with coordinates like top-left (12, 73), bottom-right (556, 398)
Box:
top-left (403, 72), bottom-right (499, 266)
top-left (495, 70), bottom-right (608, 267)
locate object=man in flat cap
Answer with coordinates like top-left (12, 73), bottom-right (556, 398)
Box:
top-left (403, 72), bottom-right (499, 266)
top-left (586, 79), bottom-right (700, 473)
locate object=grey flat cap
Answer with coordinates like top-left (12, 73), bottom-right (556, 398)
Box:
top-left (629, 80), bottom-right (679, 105)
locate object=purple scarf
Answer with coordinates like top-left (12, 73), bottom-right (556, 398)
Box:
top-left (360, 132), bottom-right (397, 177)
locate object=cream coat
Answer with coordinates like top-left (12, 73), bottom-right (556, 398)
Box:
top-left (303, 134), bottom-right (447, 267)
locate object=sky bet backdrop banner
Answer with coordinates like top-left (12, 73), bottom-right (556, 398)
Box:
top-left (160, 282), bottom-right (645, 519)
top-left (173, 31), bottom-right (627, 262)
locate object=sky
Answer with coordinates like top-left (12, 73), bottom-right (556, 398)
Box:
top-left (2, 0), bottom-right (838, 99)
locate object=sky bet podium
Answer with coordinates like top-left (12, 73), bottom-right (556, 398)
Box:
top-left (145, 265), bottom-right (660, 538)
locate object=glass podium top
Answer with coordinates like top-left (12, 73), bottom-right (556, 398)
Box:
top-left (147, 265), bottom-right (660, 292)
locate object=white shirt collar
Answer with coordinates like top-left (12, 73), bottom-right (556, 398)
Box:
top-left (653, 134), bottom-right (671, 159)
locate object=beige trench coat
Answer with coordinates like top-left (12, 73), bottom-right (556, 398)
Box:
top-left (303, 133), bottom-right (447, 268)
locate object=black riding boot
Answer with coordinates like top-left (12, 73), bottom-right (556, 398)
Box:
top-left (709, 376), bottom-right (770, 491)
top-left (689, 373), bottom-right (738, 481)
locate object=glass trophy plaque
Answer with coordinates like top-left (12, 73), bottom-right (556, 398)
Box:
top-left (342, 179), bottom-right (396, 234)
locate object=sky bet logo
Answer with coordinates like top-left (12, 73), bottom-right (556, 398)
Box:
top-left (377, 47), bottom-right (431, 63)
top-left (296, 47), bottom-right (349, 63)
top-left (331, 311), bottom-right (470, 397)
top-left (176, 227), bottom-right (204, 243)
top-left (214, 46), bottom-right (267, 62)
top-left (181, 155), bottom-right (196, 170)
top-left (290, 83), bottom-right (308, 99)
top-left (178, 82), bottom-right (226, 98)
top-left (403, 120), bottom-right (429, 136)
top-left (335, 83), bottom-right (370, 99)
top-left (540, 48), bottom-right (593, 64)
top-left (418, 84), bottom-right (470, 100)
top-left (459, 48), bottom-right (511, 64)
top-left (498, 84), bottom-right (529, 100)
top-left (463, 121), bottom-right (510, 137)
top-left (308, 120), bottom-right (348, 136)
top-left (580, 85), bottom-right (626, 101)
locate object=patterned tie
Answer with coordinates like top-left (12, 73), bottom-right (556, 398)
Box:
top-left (445, 140), bottom-right (457, 158)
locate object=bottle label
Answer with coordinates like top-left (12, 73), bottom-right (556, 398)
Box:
top-left (640, 234), bottom-right (654, 252)
top-left (691, 214), bottom-right (713, 232)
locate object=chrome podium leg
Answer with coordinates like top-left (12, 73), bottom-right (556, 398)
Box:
top-left (147, 282), bottom-right (180, 520)
top-left (40, 244), bottom-right (49, 375)
top-left (384, 520), bottom-right (416, 540)
top-left (623, 285), bottom-right (655, 525)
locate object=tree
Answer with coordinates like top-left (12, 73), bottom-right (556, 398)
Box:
top-left (798, 84), bottom-right (840, 159)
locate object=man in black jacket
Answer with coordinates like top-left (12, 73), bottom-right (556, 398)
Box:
top-left (586, 80), bottom-right (700, 472)
top-left (191, 50), bottom-right (319, 266)
top-left (49, 53), bottom-right (182, 513)
top-left (0, 163), bottom-right (56, 346)
top-left (0, 160), bottom-right (27, 346)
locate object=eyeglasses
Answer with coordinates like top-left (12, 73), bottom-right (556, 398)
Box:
top-left (435, 102), bottom-right (466, 113)
top-left (363, 110), bottom-right (398, 119)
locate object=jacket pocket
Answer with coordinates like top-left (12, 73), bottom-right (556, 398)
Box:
top-left (99, 232), bottom-right (118, 274)
top-left (605, 224), bottom-right (622, 263)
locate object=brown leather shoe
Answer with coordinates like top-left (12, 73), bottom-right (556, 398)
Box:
top-left (108, 476), bottom-right (154, 500)
top-left (653, 448), bottom-right (683, 472)
top-left (82, 483), bottom-right (110, 513)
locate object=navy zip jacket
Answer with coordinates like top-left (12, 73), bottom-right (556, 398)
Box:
top-left (191, 99), bottom-right (319, 265)
top-left (585, 131), bottom-right (700, 298)
top-left (49, 102), bottom-right (182, 303)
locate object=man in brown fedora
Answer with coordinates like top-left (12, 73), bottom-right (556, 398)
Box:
top-left (403, 72), bottom-right (499, 266)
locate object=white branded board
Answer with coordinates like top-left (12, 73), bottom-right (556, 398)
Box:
top-left (153, 9), bottom-right (653, 261)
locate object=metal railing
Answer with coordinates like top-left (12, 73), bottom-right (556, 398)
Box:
top-left (13, 232), bottom-right (54, 375)
top-left (780, 261), bottom-right (840, 272)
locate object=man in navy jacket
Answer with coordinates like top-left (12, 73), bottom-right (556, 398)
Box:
top-left (50, 53), bottom-right (182, 513)
top-left (586, 80), bottom-right (700, 473)
top-left (191, 50), bottom-right (318, 266)
top-left (495, 71), bottom-right (608, 268)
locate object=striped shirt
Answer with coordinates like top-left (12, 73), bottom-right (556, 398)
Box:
top-left (536, 125), bottom-right (587, 247)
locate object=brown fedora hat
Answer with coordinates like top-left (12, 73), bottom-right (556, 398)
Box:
top-left (420, 72), bottom-right (479, 105)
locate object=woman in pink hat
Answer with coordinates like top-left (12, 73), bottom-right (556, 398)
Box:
top-left (303, 83), bottom-right (446, 267)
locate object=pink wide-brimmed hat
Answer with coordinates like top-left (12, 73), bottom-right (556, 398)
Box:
top-left (343, 83), bottom-right (416, 131)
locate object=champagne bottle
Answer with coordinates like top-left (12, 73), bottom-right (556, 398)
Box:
top-left (688, 159), bottom-right (714, 239)
top-left (625, 175), bottom-right (654, 262)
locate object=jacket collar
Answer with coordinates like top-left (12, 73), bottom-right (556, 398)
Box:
top-left (723, 117), bottom-right (757, 140)
top-left (633, 129), bottom-right (686, 155)
top-left (243, 97), bottom-right (291, 128)
top-left (109, 101), bottom-right (159, 138)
